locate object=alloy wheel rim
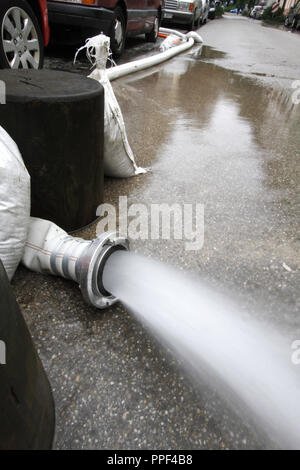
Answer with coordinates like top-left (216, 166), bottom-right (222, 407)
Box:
top-left (1, 7), bottom-right (40, 69)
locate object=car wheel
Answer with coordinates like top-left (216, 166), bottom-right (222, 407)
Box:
top-left (110, 7), bottom-right (126, 58)
top-left (145, 15), bottom-right (160, 42)
top-left (284, 17), bottom-right (290, 27)
top-left (0, 0), bottom-right (43, 69)
top-left (292, 18), bottom-right (297, 28)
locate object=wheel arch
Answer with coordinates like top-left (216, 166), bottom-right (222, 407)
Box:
top-left (26, 0), bottom-right (50, 46)
top-left (26, 0), bottom-right (40, 21)
top-left (116, 0), bottom-right (128, 25)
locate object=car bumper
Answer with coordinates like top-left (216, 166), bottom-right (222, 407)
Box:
top-left (47, 2), bottom-right (114, 35)
top-left (163, 9), bottom-right (193, 24)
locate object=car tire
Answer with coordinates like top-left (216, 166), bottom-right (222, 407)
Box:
top-left (284, 17), bottom-right (290, 27)
top-left (145, 15), bottom-right (160, 42)
top-left (110, 7), bottom-right (126, 58)
top-left (292, 18), bottom-right (297, 28)
top-left (0, 0), bottom-right (44, 69)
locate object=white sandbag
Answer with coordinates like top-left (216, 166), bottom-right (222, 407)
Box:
top-left (75, 34), bottom-right (146, 178)
top-left (0, 126), bottom-right (30, 280)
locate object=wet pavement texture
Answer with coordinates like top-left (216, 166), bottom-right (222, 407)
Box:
top-left (13, 16), bottom-right (300, 449)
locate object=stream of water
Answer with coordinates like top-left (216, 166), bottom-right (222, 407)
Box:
top-left (103, 250), bottom-right (300, 449)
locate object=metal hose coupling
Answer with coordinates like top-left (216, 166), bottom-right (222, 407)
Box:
top-left (76, 231), bottom-right (130, 309)
top-left (22, 219), bottom-right (130, 309)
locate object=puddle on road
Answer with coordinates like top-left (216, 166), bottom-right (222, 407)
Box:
top-left (116, 45), bottom-right (299, 197)
top-left (111, 46), bottom-right (300, 292)
top-left (196, 46), bottom-right (227, 61)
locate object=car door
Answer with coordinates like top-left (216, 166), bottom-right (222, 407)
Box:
top-left (126, 0), bottom-right (145, 33)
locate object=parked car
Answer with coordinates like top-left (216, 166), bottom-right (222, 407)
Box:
top-left (285, 0), bottom-right (300, 28)
top-left (202, 0), bottom-right (209, 23)
top-left (250, 5), bottom-right (264, 18)
top-left (47, 0), bottom-right (163, 58)
top-left (256, 5), bottom-right (267, 17)
top-left (163, 0), bottom-right (204, 30)
top-left (0, 0), bottom-right (50, 69)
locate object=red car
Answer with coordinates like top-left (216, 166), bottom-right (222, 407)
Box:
top-left (0, 0), bottom-right (50, 69)
top-left (47, 0), bottom-right (163, 57)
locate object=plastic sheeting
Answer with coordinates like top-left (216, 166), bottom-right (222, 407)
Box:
top-left (0, 126), bottom-right (30, 280)
top-left (159, 34), bottom-right (183, 52)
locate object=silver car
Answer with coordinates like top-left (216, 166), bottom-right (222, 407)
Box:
top-left (163, 0), bottom-right (204, 30)
top-left (202, 0), bottom-right (209, 23)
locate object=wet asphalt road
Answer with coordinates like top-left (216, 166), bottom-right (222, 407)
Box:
top-left (13, 15), bottom-right (300, 449)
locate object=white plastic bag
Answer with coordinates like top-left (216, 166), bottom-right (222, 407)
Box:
top-left (75, 34), bottom-right (146, 178)
top-left (0, 126), bottom-right (30, 280)
top-left (159, 34), bottom-right (182, 52)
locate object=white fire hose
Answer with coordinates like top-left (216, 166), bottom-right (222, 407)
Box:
top-left (107, 29), bottom-right (203, 81)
